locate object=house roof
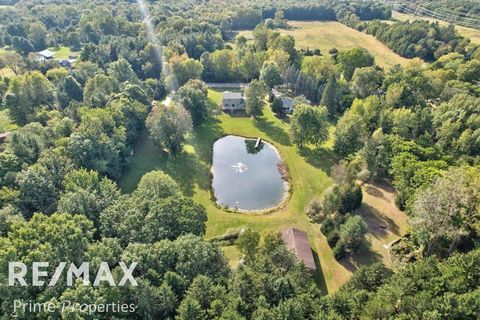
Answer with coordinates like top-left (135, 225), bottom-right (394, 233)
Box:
top-left (37, 49), bottom-right (55, 58)
top-left (222, 91), bottom-right (243, 100)
top-left (282, 97), bottom-right (294, 109)
top-left (281, 227), bottom-right (316, 270)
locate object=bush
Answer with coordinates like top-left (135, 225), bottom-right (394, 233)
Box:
top-left (339, 183), bottom-right (363, 214)
top-left (327, 231), bottom-right (340, 248)
top-left (306, 197), bottom-right (325, 221)
top-left (320, 217), bottom-right (335, 235)
top-left (271, 96), bottom-right (284, 116)
top-left (333, 242), bottom-right (346, 260)
top-left (209, 228), bottom-right (243, 246)
top-left (339, 215), bottom-right (369, 254)
top-left (312, 182), bottom-right (363, 220)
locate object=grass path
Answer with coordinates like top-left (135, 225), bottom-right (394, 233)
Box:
top-left (119, 89), bottom-right (408, 293)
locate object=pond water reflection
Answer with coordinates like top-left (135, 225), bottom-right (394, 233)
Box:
top-left (211, 135), bottom-right (288, 211)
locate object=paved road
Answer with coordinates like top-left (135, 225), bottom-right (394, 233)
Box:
top-left (206, 83), bottom-right (249, 88)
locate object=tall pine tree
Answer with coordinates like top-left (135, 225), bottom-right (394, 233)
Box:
top-left (320, 74), bottom-right (338, 117)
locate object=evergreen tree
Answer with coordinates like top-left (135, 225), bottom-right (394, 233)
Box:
top-left (320, 74), bottom-right (338, 117)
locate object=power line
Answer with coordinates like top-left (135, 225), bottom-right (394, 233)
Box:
top-left (397, 0), bottom-right (480, 24)
top-left (390, 0), bottom-right (480, 29)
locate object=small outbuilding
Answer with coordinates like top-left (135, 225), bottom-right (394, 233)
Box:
top-left (272, 89), bottom-right (294, 114)
top-left (281, 97), bottom-right (294, 114)
top-left (222, 91), bottom-right (245, 111)
top-left (36, 49), bottom-right (55, 62)
top-left (59, 57), bottom-right (77, 68)
top-left (281, 227), bottom-right (316, 272)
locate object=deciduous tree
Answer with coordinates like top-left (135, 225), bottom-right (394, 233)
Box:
top-left (146, 104), bottom-right (192, 155)
top-left (290, 104), bottom-right (329, 147)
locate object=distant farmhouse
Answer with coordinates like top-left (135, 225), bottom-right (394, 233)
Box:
top-left (222, 91), bottom-right (245, 112)
top-left (59, 56), bottom-right (78, 68)
top-left (35, 49), bottom-right (55, 62)
top-left (281, 227), bottom-right (316, 272)
top-left (272, 89), bottom-right (294, 114)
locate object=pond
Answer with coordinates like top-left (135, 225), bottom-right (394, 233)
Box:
top-left (211, 135), bottom-right (289, 211)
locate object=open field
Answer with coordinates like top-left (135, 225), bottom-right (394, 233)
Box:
top-left (48, 46), bottom-right (79, 59)
top-left (0, 46), bottom-right (13, 55)
top-left (393, 12), bottom-right (480, 44)
top-left (279, 21), bottom-right (411, 69)
top-left (119, 89), bottom-right (409, 293)
top-left (0, 67), bottom-right (15, 78)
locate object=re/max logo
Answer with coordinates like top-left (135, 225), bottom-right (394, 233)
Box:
top-left (8, 262), bottom-right (138, 287)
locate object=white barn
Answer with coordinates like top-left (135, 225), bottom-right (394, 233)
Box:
top-left (36, 49), bottom-right (55, 62)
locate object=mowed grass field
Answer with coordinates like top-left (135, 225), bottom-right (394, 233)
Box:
top-left (48, 46), bottom-right (78, 59)
top-left (119, 89), bottom-right (408, 293)
top-left (393, 12), bottom-right (480, 44)
top-left (279, 21), bottom-right (411, 69)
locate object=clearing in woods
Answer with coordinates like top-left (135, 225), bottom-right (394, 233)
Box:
top-left (279, 21), bottom-right (411, 69)
top-left (236, 21), bottom-right (410, 69)
top-left (47, 46), bottom-right (79, 59)
top-left (120, 88), bottom-right (410, 293)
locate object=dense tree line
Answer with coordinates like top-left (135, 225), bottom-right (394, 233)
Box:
top-left (339, 9), bottom-right (471, 61)
top-left (331, 53), bottom-right (480, 263)
top-left (365, 20), bottom-right (469, 61)
top-left (394, 0), bottom-right (480, 29)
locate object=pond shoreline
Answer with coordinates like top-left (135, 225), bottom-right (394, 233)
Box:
top-left (210, 134), bottom-right (292, 215)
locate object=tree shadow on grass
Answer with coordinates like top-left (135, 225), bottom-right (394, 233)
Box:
top-left (191, 118), bottom-right (224, 163)
top-left (253, 116), bottom-right (291, 146)
top-left (189, 118), bottom-right (225, 191)
top-left (372, 178), bottom-right (397, 195)
top-left (338, 249), bottom-right (383, 272)
top-left (160, 150), bottom-right (199, 197)
top-left (119, 119), bottom-right (225, 196)
top-left (357, 203), bottom-right (400, 238)
top-left (145, 119), bottom-right (225, 196)
top-left (222, 110), bottom-right (250, 118)
top-left (311, 248), bottom-right (329, 295)
top-left (280, 115), bottom-right (291, 124)
top-left (298, 146), bottom-right (341, 175)
top-left (364, 184), bottom-right (385, 200)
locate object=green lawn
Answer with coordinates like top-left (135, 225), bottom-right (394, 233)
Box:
top-left (48, 46), bottom-right (78, 59)
top-left (0, 46), bottom-right (13, 55)
top-left (119, 89), bottom-right (407, 293)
